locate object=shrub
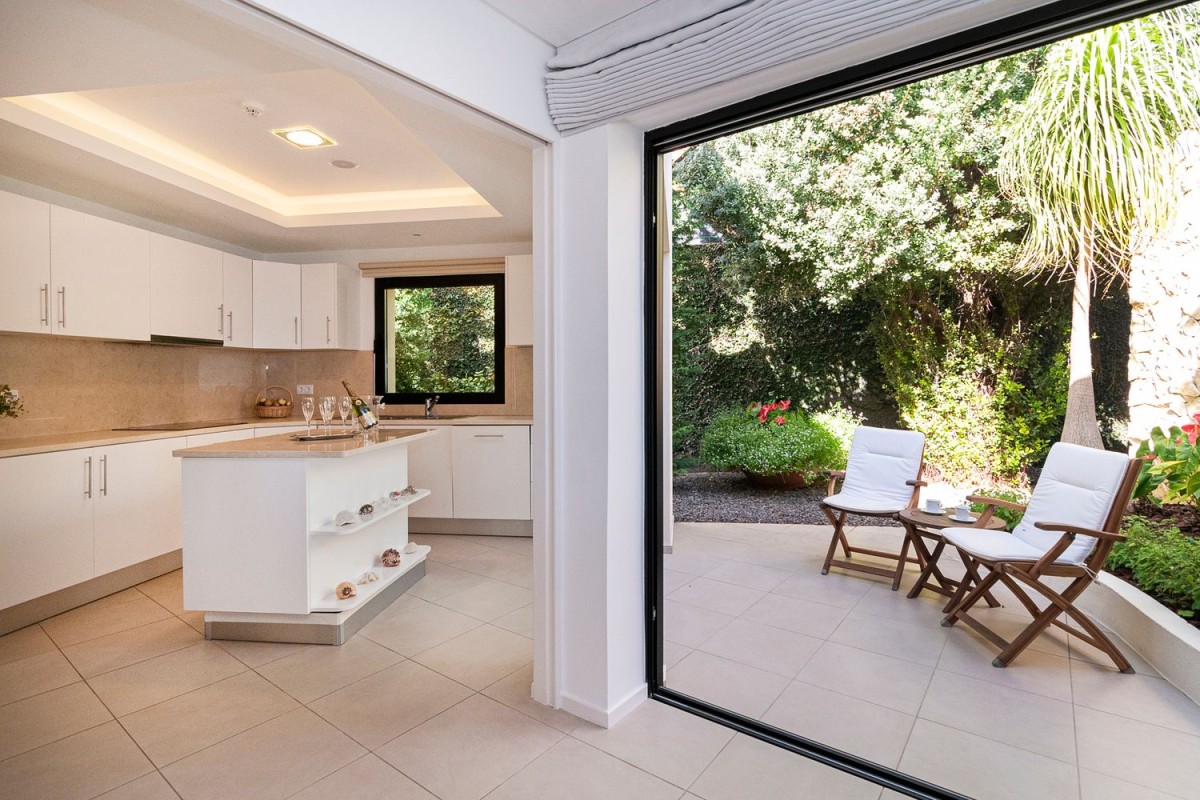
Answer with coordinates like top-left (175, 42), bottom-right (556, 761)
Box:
top-left (1133, 415), bottom-right (1200, 506)
top-left (812, 405), bottom-right (863, 456)
top-left (969, 486), bottom-right (1029, 531)
top-left (1107, 516), bottom-right (1200, 620)
top-left (700, 401), bottom-right (845, 481)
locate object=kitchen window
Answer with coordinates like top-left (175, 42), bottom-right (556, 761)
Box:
top-left (374, 273), bottom-right (506, 404)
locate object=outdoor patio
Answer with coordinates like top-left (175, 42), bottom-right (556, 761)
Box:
top-left (664, 520), bottom-right (1200, 799)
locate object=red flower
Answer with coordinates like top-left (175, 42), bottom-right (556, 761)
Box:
top-left (758, 406), bottom-right (769, 423)
top-left (1193, 412), bottom-right (1200, 424)
top-left (779, 400), bottom-right (791, 410)
top-left (774, 415), bottom-right (786, 425)
top-left (1141, 452), bottom-right (1158, 461)
top-left (1183, 423), bottom-right (1198, 446)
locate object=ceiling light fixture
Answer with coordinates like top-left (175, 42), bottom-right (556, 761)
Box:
top-left (331, 159), bottom-right (358, 169)
top-left (271, 126), bottom-right (336, 149)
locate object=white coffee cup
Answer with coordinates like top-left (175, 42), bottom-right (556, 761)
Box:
top-left (953, 503), bottom-right (972, 521)
top-left (925, 498), bottom-right (943, 514)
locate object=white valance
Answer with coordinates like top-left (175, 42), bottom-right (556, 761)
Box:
top-left (545, 0), bottom-right (981, 132)
top-left (358, 258), bottom-right (505, 278)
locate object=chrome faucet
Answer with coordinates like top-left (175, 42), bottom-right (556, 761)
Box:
top-left (424, 395), bottom-right (440, 419)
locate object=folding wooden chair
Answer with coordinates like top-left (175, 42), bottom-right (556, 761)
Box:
top-left (941, 442), bottom-right (1141, 671)
top-left (821, 426), bottom-right (926, 590)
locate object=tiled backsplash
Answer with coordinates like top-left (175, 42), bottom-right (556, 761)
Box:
top-left (0, 334), bottom-right (532, 439)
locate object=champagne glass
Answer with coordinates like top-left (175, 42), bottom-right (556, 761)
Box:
top-left (319, 396), bottom-right (334, 436)
top-left (339, 396), bottom-right (351, 430)
top-left (301, 397), bottom-right (314, 436)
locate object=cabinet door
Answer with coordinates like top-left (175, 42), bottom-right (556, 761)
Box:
top-left (0, 450), bottom-right (94, 609)
top-left (301, 263), bottom-right (337, 349)
top-left (252, 260), bottom-right (301, 349)
top-left (390, 426), bottom-right (453, 518)
top-left (150, 234), bottom-right (223, 341)
top-left (0, 190), bottom-right (52, 334)
top-left (50, 206), bottom-right (151, 341)
top-left (93, 438), bottom-right (183, 576)
top-left (451, 425), bottom-right (531, 519)
top-left (222, 253), bottom-right (253, 348)
top-left (505, 254), bottom-right (533, 346)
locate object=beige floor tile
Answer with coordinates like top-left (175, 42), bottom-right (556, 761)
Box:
top-left (485, 736), bottom-right (683, 800)
top-left (1069, 631), bottom-right (1160, 677)
top-left (412, 534), bottom-right (496, 564)
top-left (1079, 768), bottom-right (1183, 800)
top-left (957, 606), bottom-right (1071, 658)
top-left (41, 590), bottom-right (173, 647)
top-left (0, 681), bottom-right (111, 760)
top-left (663, 640), bottom-right (692, 670)
top-left (828, 610), bottom-right (948, 667)
top-left (482, 664), bottom-right (584, 734)
top-left (666, 651), bottom-right (789, 719)
top-left (1070, 658), bottom-right (1200, 736)
top-left (573, 699), bottom-right (735, 788)
top-left (771, 570), bottom-right (878, 610)
top-left (407, 562), bottom-right (491, 602)
top-left (215, 639), bottom-right (314, 669)
top-left (492, 604), bottom-right (534, 638)
top-left (94, 771), bottom-right (183, 799)
top-left (451, 550), bottom-right (530, 581)
top-left (796, 641), bottom-right (933, 715)
top-left (475, 535), bottom-right (533, 555)
top-left (309, 660), bottom-right (473, 749)
top-left (495, 562), bottom-right (535, 589)
top-left (289, 754), bottom-right (437, 800)
top-left (762, 680), bottom-right (915, 767)
top-left (0, 649), bottom-right (80, 705)
top-left (669, 578), bottom-right (764, 616)
top-left (161, 707), bottom-right (364, 800)
top-left (663, 568), bottom-right (693, 594)
top-left (256, 636), bottom-right (402, 703)
top-left (1075, 705), bottom-right (1200, 799)
top-left (62, 617), bottom-right (202, 678)
top-left (120, 671), bottom-right (299, 767)
top-left (0, 720), bottom-right (153, 800)
top-left (412, 625), bottom-right (532, 690)
top-left (740, 592), bottom-right (849, 639)
top-left (898, 719), bottom-right (1078, 800)
top-left (662, 550), bottom-right (724, 577)
top-left (690, 733), bottom-right (881, 800)
top-left (87, 642), bottom-right (246, 717)
top-left (137, 570), bottom-right (185, 615)
top-left (851, 582), bottom-right (949, 628)
top-left (435, 579), bottom-right (534, 622)
top-left (664, 600), bottom-right (734, 648)
top-left (679, 521), bottom-right (777, 545)
top-left (701, 561), bottom-right (793, 592)
top-left (179, 611), bottom-right (206, 633)
top-left (918, 670), bottom-right (1076, 764)
top-left (0, 624), bottom-right (56, 667)
top-left (377, 694), bottom-right (562, 800)
top-left (936, 630), bottom-right (1073, 701)
top-left (359, 602), bottom-right (483, 657)
top-left (696, 618), bottom-right (822, 678)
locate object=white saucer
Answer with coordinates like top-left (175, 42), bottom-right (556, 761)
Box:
top-left (950, 514), bottom-right (975, 523)
top-left (923, 508), bottom-right (945, 515)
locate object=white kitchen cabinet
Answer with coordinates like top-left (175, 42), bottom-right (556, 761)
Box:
top-left (0, 450), bottom-right (95, 609)
top-left (150, 234), bottom-right (223, 342)
top-left (505, 254), bottom-right (533, 346)
top-left (451, 425), bottom-right (531, 519)
top-left (93, 438), bottom-right (183, 576)
top-left (390, 426), bottom-right (454, 518)
top-left (252, 260), bottom-right (301, 349)
top-left (50, 206), bottom-right (150, 341)
top-left (221, 253), bottom-right (254, 348)
top-left (0, 190), bottom-right (52, 334)
top-left (302, 262), bottom-right (362, 349)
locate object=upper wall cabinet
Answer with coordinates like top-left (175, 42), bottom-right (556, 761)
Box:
top-left (50, 206), bottom-right (150, 341)
top-left (0, 191), bottom-right (52, 334)
top-left (222, 254), bottom-right (253, 348)
top-left (252, 260), bottom-right (302, 349)
top-left (150, 234), bottom-right (223, 342)
top-left (301, 262), bottom-right (361, 349)
top-left (506, 254), bottom-right (533, 346)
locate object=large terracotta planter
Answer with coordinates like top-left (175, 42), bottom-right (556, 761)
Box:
top-left (742, 470), bottom-right (812, 490)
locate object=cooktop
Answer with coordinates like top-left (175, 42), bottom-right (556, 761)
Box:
top-left (113, 420), bottom-right (248, 432)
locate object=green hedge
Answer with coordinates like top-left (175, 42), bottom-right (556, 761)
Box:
top-left (1107, 516), bottom-right (1200, 620)
top-left (699, 404), bottom-right (846, 481)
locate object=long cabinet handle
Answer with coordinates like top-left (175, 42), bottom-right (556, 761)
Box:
top-left (100, 455), bottom-right (108, 496)
top-left (473, 434), bottom-right (504, 439)
top-left (40, 283), bottom-right (49, 325)
top-left (294, 316), bottom-right (299, 344)
top-left (227, 311), bottom-right (234, 341)
top-left (218, 304), bottom-right (224, 335)
top-left (326, 315), bottom-right (331, 344)
top-left (84, 456), bottom-right (92, 498)
top-left (58, 286), bottom-right (66, 327)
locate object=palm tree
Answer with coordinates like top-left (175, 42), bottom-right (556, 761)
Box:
top-left (999, 8), bottom-right (1200, 448)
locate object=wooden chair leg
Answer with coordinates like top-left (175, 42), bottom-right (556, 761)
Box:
top-left (891, 529), bottom-right (913, 591)
top-left (942, 566), bottom-right (1001, 626)
top-left (820, 508), bottom-right (849, 575)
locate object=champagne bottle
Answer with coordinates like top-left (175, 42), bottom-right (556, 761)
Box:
top-left (341, 380), bottom-right (378, 430)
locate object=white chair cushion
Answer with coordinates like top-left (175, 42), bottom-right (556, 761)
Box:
top-left (1010, 443), bottom-right (1131, 565)
top-left (839, 426), bottom-right (925, 508)
top-left (823, 492), bottom-right (910, 515)
top-left (943, 526), bottom-right (1051, 562)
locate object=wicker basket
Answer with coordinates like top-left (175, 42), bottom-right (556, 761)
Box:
top-left (254, 385), bottom-right (294, 418)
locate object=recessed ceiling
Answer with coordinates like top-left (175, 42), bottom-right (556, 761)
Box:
top-left (481, 0), bottom-right (659, 46)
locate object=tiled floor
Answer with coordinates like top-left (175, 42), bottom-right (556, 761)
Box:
top-left (4, 526), bottom-right (1197, 799)
top-left (665, 521), bottom-right (1200, 799)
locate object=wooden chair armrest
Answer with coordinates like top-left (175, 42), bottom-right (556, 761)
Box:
top-left (1033, 521), bottom-right (1126, 542)
top-left (826, 470), bottom-right (846, 497)
top-left (906, 479), bottom-right (928, 487)
top-left (966, 494), bottom-right (1026, 513)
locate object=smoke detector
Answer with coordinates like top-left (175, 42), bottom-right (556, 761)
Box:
top-left (241, 101), bottom-right (266, 118)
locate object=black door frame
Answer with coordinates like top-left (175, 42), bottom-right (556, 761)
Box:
top-left (642, 1), bottom-right (1190, 797)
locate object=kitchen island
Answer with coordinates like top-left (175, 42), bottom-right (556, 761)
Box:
top-left (175, 427), bottom-right (433, 644)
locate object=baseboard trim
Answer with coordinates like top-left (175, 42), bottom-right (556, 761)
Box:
top-left (410, 517), bottom-right (532, 537)
top-left (558, 683), bottom-right (647, 728)
top-left (0, 550), bottom-right (183, 636)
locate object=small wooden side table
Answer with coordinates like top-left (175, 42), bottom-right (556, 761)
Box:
top-left (898, 508), bottom-right (1006, 606)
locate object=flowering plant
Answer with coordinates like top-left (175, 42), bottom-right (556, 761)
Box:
top-left (0, 385), bottom-right (23, 419)
top-left (700, 401), bottom-right (846, 483)
top-left (1133, 413), bottom-right (1200, 505)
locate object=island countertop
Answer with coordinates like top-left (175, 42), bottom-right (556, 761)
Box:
top-left (173, 427), bottom-right (434, 459)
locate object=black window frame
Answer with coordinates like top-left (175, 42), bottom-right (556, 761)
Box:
top-left (643, 1), bottom-right (1192, 799)
top-left (374, 273), bottom-right (506, 405)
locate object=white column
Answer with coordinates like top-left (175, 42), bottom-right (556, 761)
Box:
top-left (551, 123), bottom-right (647, 727)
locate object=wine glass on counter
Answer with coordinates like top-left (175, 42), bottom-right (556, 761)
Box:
top-left (301, 397), bottom-right (315, 436)
top-left (319, 396), bottom-right (334, 436)
top-left (339, 396), bottom-right (351, 431)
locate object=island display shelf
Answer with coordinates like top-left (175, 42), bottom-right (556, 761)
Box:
top-left (310, 544), bottom-right (430, 612)
top-left (311, 489), bottom-right (432, 535)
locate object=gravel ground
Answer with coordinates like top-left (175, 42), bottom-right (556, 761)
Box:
top-left (672, 470), bottom-right (896, 527)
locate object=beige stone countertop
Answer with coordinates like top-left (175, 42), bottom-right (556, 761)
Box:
top-left (174, 427), bottom-right (435, 458)
top-left (379, 415), bottom-right (533, 426)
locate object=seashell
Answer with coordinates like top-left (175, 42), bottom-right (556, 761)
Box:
top-left (336, 581), bottom-right (357, 600)
top-left (357, 571), bottom-right (379, 585)
top-left (359, 503), bottom-right (374, 521)
top-left (404, 541), bottom-right (419, 555)
top-left (381, 548), bottom-right (402, 567)
top-left (335, 510), bottom-right (358, 527)
top-left (389, 489), bottom-right (404, 503)
top-left (401, 484), bottom-right (418, 496)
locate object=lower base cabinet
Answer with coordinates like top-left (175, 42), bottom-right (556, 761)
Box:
top-left (93, 439), bottom-right (183, 576)
top-left (451, 426), bottom-right (531, 520)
